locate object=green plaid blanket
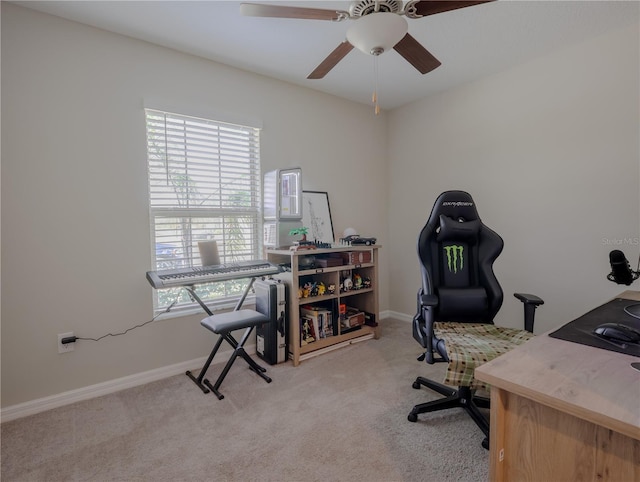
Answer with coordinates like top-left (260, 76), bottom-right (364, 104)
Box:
top-left (434, 322), bottom-right (534, 390)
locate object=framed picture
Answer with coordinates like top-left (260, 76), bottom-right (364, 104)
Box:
top-left (302, 191), bottom-right (335, 244)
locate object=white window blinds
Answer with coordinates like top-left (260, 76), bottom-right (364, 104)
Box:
top-left (146, 108), bottom-right (262, 312)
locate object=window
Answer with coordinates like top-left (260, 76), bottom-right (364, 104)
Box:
top-left (146, 109), bottom-right (261, 313)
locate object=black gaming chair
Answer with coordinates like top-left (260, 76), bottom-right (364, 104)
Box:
top-left (408, 190), bottom-right (543, 449)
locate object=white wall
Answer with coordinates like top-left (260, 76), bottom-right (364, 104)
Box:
top-left (1, 4), bottom-right (388, 408)
top-left (387, 21), bottom-right (640, 333)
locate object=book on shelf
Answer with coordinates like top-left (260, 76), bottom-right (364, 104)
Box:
top-left (300, 316), bottom-right (316, 346)
top-left (320, 310), bottom-right (334, 338)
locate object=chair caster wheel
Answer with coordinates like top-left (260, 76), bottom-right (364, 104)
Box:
top-left (408, 413), bottom-right (418, 422)
top-left (482, 438), bottom-right (489, 450)
top-left (412, 381), bottom-right (421, 389)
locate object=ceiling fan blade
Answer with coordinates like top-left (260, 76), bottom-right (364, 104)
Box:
top-left (240, 3), bottom-right (349, 21)
top-left (307, 42), bottom-right (354, 79)
top-left (410, 0), bottom-right (494, 17)
top-left (393, 34), bottom-right (441, 75)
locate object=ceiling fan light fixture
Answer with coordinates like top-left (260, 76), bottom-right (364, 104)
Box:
top-left (346, 12), bottom-right (408, 56)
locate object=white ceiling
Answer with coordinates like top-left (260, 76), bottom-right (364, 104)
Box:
top-left (14, 1), bottom-right (640, 110)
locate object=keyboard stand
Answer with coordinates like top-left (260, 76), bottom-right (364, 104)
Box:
top-left (184, 277), bottom-right (271, 399)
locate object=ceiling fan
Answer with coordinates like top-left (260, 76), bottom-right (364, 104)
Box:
top-left (240, 0), bottom-right (494, 80)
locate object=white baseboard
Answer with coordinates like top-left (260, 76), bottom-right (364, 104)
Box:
top-left (1, 312), bottom-right (405, 423)
top-left (385, 310), bottom-right (412, 322)
top-left (1, 344), bottom-right (252, 423)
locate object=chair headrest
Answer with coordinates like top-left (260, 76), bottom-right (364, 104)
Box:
top-left (437, 215), bottom-right (481, 244)
top-left (430, 191), bottom-right (480, 223)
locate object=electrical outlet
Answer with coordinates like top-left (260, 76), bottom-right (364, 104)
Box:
top-left (58, 332), bottom-right (74, 354)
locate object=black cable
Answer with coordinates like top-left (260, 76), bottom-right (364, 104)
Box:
top-left (71, 300), bottom-right (178, 344)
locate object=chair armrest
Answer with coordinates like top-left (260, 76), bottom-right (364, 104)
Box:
top-left (420, 294), bottom-right (438, 307)
top-left (514, 293), bottom-right (544, 306)
top-left (513, 292), bottom-right (544, 333)
top-left (413, 290), bottom-right (439, 360)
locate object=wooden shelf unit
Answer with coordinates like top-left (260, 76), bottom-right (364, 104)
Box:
top-left (266, 246), bottom-right (380, 366)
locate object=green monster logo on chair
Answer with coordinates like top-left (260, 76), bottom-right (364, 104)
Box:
top-left (444, 245), bottom-right (464, 273)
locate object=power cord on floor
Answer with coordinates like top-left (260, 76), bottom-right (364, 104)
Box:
top-left (61, 300), bottom-right (178, 345)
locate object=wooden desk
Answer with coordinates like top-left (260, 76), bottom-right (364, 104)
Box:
top-left (475, 291), bottom-right (640, 482)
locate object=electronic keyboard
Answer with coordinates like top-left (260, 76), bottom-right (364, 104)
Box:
top-left (146, 260), bottom-right (280, 289)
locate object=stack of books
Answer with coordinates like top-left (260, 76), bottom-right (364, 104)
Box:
top-left (299, 305), bottom-right (335, 345)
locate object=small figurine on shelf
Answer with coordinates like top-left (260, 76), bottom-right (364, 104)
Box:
top-left (317, 281), bottom-right (326, 296)
top-left (363, 277), bottom-right (372, 289)
top-left (342, 276), bottom-right (353, 291)
top-left (310, 281), bottom-right (319, 297)
top-left (353, 273), bottom-right (363, 289)
top-left (327, 283), bottom-right (336, 294)
top-left (301, 282), bottom-right (312, 298)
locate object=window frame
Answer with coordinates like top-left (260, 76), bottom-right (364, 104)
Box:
top-left (145, 108), bottom-right (263, 316)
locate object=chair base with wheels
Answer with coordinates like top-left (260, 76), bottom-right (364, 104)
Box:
top-left (408, 299), bottom-right (542, 449)
top-left (409, 379), bottom-right (491, 449)
top-left (186, 309), bottom-right (271, 400)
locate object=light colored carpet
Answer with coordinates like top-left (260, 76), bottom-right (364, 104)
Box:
top-left (1, 318), bottom-right (489, 481)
